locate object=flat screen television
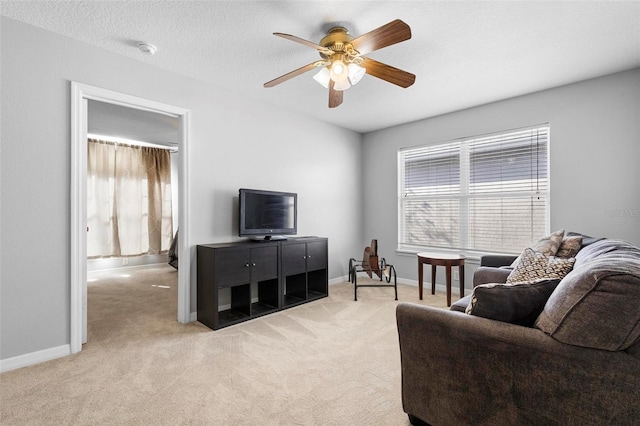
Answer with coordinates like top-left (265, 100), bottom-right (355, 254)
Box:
top-left (239, 188), bottom-right (297, 240)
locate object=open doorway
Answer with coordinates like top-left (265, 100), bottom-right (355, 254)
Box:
top-left (86, 99), bottom-right (180, 343)
top-left (71, 82), bottom-right (191, 353)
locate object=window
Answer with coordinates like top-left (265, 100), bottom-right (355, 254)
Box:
top-left (398, 125), bottom-right (549, 254)
top-left (87, 139), bottom-right (174, 258)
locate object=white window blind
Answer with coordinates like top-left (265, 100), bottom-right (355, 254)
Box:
top-left (399, 125), bottom-right (549, 253)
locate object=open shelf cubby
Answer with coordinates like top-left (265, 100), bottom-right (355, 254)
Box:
top-left (283, 273), bottom-right (307, 307)
top-left (251, 278), bottom-right (279, 317)
top-left (218, 284), bottom-right (251, 327)
top-left (307, 269), bottom-right (328, 300)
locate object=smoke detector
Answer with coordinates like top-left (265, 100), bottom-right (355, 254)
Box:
top-left (137, 42), bottom-right (157, 55)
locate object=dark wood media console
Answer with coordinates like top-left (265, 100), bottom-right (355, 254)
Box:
top-left (197, 237), bottom-right (328, 330)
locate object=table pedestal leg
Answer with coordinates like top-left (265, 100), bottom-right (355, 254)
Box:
top-left (460, 265), bottom-right (465, 298)
top-left (431, 265), bottom-right (436, 295)
top-left (446, 265), bottom-right (452, 307)
top-left (418, 260), bottom-right (423, 300)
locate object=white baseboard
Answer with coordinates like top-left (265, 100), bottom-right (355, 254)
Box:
top-left (396, 278), bottom-right (457, 293)
top-left (329, 276), bottom-right (348, 285)
top-left (0, 344), bottom-right (71, 373)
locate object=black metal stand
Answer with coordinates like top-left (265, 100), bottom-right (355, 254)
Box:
top-left (349, 257), bottom-right (398, 301)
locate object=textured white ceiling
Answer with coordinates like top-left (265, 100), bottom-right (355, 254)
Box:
top-left (3, 1), bottom-right (640, 133)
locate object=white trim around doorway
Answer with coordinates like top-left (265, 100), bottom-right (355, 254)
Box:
top-left (70, 82), bottom-right (192, 354)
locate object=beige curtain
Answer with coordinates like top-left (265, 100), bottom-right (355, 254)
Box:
top-left (87, 139), bottom-right (173, 258)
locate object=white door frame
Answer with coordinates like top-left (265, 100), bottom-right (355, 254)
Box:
top-left (70, 82), bottom-right (191, 353)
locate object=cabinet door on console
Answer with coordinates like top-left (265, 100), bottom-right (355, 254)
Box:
top-left (250, 246), bottom-right (279, 281)
top-left (306, 241), bottom-right (328, 271)
top-left (214, 247), bottom-right (250, 287)
top-left (282, 243), bottom-right (307, 275)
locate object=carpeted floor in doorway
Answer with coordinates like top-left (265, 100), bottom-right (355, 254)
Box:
top-left (1, 265), bottom-right (450, 426)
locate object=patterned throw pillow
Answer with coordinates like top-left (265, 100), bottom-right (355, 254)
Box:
top-left (506, 248), bottom-right (575, 284)
top-left (556, 235), bottom-right (582, 258)
top-left (533, 229), bottom-right (565, 256)
top-left (509, 229), bottom-right (566, 267)
top-left (465, 279), bottom-right (561, 326)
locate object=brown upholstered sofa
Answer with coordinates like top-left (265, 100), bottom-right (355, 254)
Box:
top-left (396, 237), bottom-right (640, 425)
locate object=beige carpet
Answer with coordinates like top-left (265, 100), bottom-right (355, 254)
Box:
top-left (1, 265), bottom-right (449, 425)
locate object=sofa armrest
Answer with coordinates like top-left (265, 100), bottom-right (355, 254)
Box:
top-left (480, 254), bottom-right (518, 267)
top-left (396, 303), bottom-right (640, 426)
top-left (473, 266), bottom-right (511, 286)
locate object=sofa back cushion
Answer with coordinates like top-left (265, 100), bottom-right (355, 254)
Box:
top-left (535, 239), bottom-right (640, 351)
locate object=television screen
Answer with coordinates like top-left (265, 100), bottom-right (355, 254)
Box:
top-left (239, 189), bottom-right (297, 239)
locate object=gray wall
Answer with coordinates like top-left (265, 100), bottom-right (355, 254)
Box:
top-left (0, 18), bottom-right (363, 361)
top-left (3, 15), bottom-right (638, 364)
top-left (362, 68), bottom-right (640, 285)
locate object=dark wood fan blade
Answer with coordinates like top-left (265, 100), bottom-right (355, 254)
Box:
top-left (264, 62), bottom-right (319, 88)
top-left (349, 19), bottom-right (411, 55)
top-left (274, 33), bottom-right (334, 56)
top-left (328, 80), bottom-right (343, 108)
top-left (361, 57), bottom-right (416, 88)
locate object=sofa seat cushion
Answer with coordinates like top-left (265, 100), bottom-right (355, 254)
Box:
top-left (536, 239), bottom-right (640, 351)
top-left (465, 279), bottom-right (561, 326)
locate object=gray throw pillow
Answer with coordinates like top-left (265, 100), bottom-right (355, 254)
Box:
top-left (466, 279), bottom-right (561, 326)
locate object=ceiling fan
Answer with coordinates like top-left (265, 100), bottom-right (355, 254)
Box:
top-left (264, 19), bottom-right (416, 108)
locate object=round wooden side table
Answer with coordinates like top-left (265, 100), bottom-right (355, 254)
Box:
top-left (417, 252), bottom-right (465, 307)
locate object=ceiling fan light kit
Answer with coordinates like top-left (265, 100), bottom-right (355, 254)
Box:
top-left (348, 63), bottom-right (366, 85)
top-left (264, 19), bottom-right (416, 108)
top-left (312, 57), bottom-right (365, 90)
top-left (312, 68), bottom-right (331, 88)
